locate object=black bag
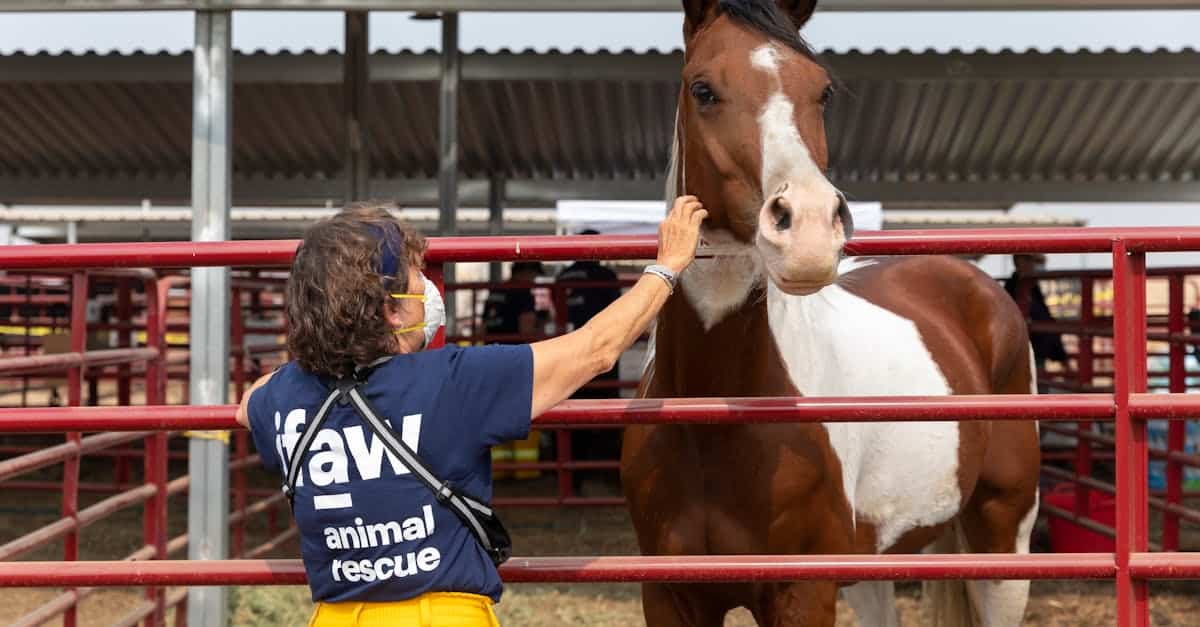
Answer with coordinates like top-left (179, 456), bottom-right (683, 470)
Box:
top-left (282, 369), bottom-right (512, 567)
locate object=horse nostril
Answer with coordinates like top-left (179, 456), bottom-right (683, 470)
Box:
top-left (770, 196), bottom-right (792, 232)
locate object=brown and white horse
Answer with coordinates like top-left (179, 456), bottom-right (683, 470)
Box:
top-left (621, 1), bottom-right (1041, 625)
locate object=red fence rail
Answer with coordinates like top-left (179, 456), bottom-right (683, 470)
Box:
top-left (4, 228), bottom-right (1200, 627)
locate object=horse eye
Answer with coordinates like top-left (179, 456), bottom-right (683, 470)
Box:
top-left (690, 81), bottom-right (719, 107)
top-left (819, 84), bottom-right (835, 107)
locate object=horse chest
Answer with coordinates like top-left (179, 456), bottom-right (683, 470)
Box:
top-left (635, 423), bottom-right (845, 555)
top-left (766, 282), bottom-right (965, 552)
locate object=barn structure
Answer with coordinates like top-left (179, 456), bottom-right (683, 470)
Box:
top-left (2, 2), bottom-right (1200, 626)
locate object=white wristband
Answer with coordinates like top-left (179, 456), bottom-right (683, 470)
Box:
top-left (644, 264), bottom-right (677, 293)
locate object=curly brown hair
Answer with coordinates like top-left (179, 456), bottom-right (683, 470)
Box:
top-left (286, 203), bottom-right (427, 378)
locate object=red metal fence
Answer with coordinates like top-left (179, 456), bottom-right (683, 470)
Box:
top-left (0, 271), bottom-right (294, 626)
top-left (1021, 266), bottom-right (1200, 556)
top-left (2, 228), bottom-right (1200, 627)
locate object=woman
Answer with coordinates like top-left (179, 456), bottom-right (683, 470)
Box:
top-left (236, 196), bottom-right (706, 626)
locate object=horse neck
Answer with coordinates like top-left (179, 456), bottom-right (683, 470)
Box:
top-left (652, 112), bottom-right (797, 397)
top-left (653, 282), bottom-right (795, 398)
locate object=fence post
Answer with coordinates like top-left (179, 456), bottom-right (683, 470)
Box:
top-left (1113, 241), bottom-right (1149, 627)
top-left (115, 279), bottom-right (132, 489)
top-left (1075, 276), bottom-right (1095, 518)
top-left (1164, 274), bottom-right (1186, 551)
top-left (143, 278), bottom-right (167, 627)
top-left (22, 274), bottom-right (32, 407)
top-left (64, 270), bottom-right (88, 627)
top-left (231, 287), bottom-right (246, 558)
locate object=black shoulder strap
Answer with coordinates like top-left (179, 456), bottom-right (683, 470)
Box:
top-left (282, 385), bottom-right (343, 506)
top-left (342, 383), bottom-right (499, 553)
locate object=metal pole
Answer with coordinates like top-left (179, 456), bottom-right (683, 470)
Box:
top-left (489, 174), bottom-right (505, 283)
top-left (188, 10), bottom-right (232, 627)
top-left (1074, 276), bottom-right (1095, 517)
top-left (344, 11), bottom-right (369, 204)
top-left (439, 11), bottom-right (460, 335)
top-left (1113, 241), bottom-right (1149, 627)
top-left (1164, 274), bottom-right (1186, 551)
top-left (63, 271), bottom-right (87, 627)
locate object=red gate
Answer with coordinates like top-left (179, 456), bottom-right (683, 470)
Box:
top-left (2, 227), bottom-right (1200, 627)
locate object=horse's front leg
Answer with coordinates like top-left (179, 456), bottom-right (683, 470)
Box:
top-left (750, 581), bottom-right (839, 627)
top-left (641, 583), bottom-right (730, 627)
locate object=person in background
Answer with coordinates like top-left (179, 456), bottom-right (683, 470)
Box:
top-left (481, 261), bottom-right (542, 345)
top-left (1004, 253), bottom-right (1068, 392)
top-left (555, 231), bottom-right (624, 495)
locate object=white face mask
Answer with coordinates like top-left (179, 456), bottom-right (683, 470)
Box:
top-left (392, 273), bottom-right (445, 349)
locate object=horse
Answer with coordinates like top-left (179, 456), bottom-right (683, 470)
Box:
top-left (620, 2), bottom-right (1041, 625)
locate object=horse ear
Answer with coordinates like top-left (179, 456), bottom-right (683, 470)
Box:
top-left (776, 0), bottom-right (818, 30)
top-left (681, 0), bottom-right (719, 39)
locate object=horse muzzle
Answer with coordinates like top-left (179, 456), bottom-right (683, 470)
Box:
top-left (755, 184), bottom-right (848, 295)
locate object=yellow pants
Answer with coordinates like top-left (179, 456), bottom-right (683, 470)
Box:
top-left (308, 592), bottom-right (500, 627)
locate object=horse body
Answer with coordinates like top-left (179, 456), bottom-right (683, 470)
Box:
top-left (628, 255), bottom-right (1040, 626)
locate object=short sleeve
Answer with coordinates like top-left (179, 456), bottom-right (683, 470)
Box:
top-left (445, 345), bottom-right (534, 447)
top-left (246, 380), bottom-right (283, 474)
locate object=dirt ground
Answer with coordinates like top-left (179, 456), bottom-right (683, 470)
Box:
top-left (2, 467), bottom-right (1200, 626)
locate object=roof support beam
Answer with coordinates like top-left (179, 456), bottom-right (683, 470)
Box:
top-left (438, 11), bottom-right (461, 333)
top-left (343, 11), bottom-right (369, 202)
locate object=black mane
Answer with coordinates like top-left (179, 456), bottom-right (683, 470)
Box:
top-left (718, 0), bottom-right (817, 60)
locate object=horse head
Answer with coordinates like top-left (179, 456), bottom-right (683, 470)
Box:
top-left (676, 0), bottom-right (852, 297)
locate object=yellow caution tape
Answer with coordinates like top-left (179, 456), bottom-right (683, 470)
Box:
top-left (0, 325), bottom-right (56, 336)
top-left (183, 430), bottom-right (231, 445)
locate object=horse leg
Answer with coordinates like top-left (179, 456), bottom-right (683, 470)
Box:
top-left (750, 581), bottom-right (839, 627)
top-left (958, 423), bottom-right (1040, 627)
top-left (841, 581), bottom-right (899, 627)
top-left (957, 493), bottom-right (1038, 627)
top-left (641, 583), bottom-right (728, 627)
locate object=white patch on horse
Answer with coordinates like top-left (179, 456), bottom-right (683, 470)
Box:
top-left (841, 581), bottom-right (899, 627)
top-left (679, 229), bottom-right (762, 331)
top-left (750, 43), bottom-right (781, 73)
top-left (765, 282), bottom-right (960, 552)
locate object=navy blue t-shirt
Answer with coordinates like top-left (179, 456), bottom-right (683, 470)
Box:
top-left (247, 344), bottom-right (533, 604)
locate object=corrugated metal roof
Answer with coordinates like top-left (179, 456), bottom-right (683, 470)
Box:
top-left (8, 8), bottom-right (1200, 56)
top-left (2, 47), bottom-right (1200, 207)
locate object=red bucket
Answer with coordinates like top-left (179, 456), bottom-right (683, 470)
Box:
top-left (1044, 483), bottom-right (1115, 553)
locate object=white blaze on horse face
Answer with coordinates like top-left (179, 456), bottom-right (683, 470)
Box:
top-left (765, 279), bottom-right (960, 552)
top-left (750, 44), bottom-right (827, 196)
top-left (750, 43), bottom-right (844, 291)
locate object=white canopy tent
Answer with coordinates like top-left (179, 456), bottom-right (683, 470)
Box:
top-left (555, 200), bottom-right (885, 234)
